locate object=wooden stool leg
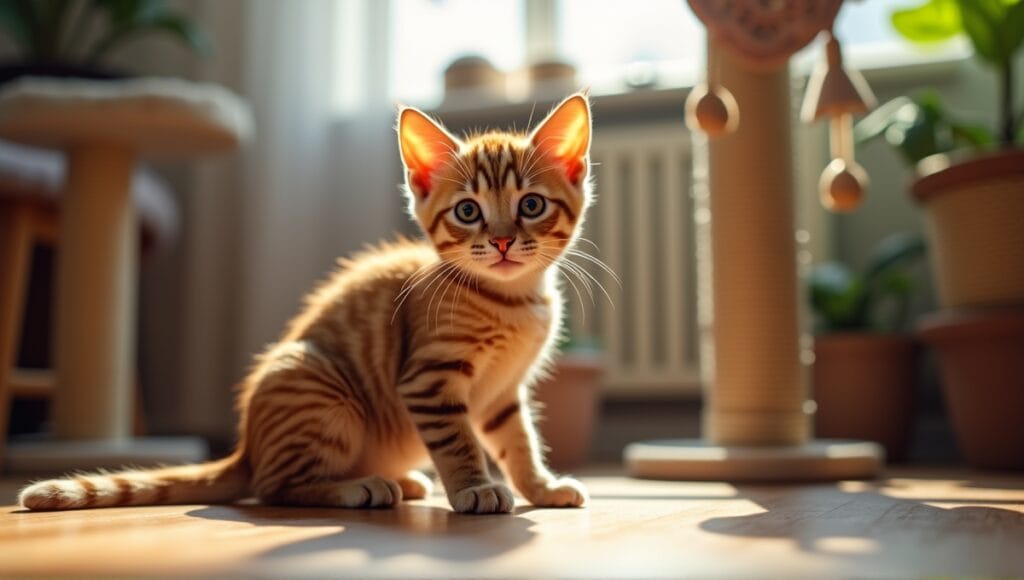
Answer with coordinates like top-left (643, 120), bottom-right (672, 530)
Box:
top-left (0, 203), bottom-right (35, 469)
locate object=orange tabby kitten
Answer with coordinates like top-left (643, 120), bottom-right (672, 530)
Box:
top-left (20, 94), bottom-right (593, 515)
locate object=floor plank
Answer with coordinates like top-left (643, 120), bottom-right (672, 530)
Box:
top-left (1, 469), bottom-right (1022, 577)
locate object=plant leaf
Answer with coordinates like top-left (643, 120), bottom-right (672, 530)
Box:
top-left (0, 0), bottom-right (31, 51)
top-left (854, 97), bottom-right (915, 144)
top-left (956, 0), bottom-right (1010, 66)
top-left (87, 0), bottom-right (210, 62)
top-left (863, 232), bottom-right (927, 284)
top-left (892, 0), bottom-right (962, 43)
top-left (809, 263), bottom-right (866, 331)
top-left (1004, 0), bottom-right (1024, 56)
top-left (950, 122), bottom-right (996, 146)
top-left (888, 104), bottom-right (944, 164)
top-left (143, 13), bottom-right (210, 55)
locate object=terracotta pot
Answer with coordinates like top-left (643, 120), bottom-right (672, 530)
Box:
top-left (911, 149), bottom-right (1024, 308)
top-left (533, 353), bottom-right (603, 471)
top-left (812, 333), bottom-right (917, 462)
top-left (919, 308), bottom-right (1024, 470)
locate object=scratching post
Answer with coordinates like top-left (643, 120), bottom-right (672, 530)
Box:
top-left (702, 47), bottom-right (806, 447)
top-left (625, 10), bottom-right (883, 481)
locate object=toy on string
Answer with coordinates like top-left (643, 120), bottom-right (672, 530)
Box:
top-left (801, 29), bottom-right (876, 212)
top-left (685, 46), bottom-right (739, 137)
top-left (685, 0), bottom-right (874, 213)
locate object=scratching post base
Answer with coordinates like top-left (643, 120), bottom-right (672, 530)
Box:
top-left (624, 438), bottom-right (883, 482)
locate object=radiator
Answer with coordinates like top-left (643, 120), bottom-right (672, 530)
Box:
top-left (564, 124), bottom-right (701, 396)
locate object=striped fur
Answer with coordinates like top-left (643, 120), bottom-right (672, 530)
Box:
top-left (20, 94), bottom-right (594, 515)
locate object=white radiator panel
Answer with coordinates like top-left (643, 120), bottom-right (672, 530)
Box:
top-left (565, 125), bottom-right (701, 396)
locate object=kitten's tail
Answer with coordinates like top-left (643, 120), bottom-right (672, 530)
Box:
top-left (18, 451), bottom-right (250, 511)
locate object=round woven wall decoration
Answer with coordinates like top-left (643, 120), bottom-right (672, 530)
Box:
top-left (687, 0), bottom-right (842, 71)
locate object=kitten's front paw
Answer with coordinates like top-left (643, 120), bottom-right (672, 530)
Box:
top-left (522, 477), bottom-right (588, 508)
top-left (451, 482), bottom-right (515, 514)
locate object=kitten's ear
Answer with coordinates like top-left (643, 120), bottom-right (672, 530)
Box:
top-left (530, 94), bottom-right (592, 186)
top-left (398, 107), bottom-right (460, 199)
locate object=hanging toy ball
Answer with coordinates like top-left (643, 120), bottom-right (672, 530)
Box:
top-left (819, 158), bottom-right (868, 212)
top-left (685, 83), bottom-right (739, 137)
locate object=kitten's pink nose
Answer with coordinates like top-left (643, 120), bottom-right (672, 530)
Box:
top-left (490, 236), bottom-right (516, 254)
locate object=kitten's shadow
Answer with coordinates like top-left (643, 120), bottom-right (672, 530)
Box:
top-left (187, 501), bottom-right (537, 563)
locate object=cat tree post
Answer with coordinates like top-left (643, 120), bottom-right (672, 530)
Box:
top-left (624, 33), bottom-right (882, 481)
top-left (702, 45), bottom-right (806, 447)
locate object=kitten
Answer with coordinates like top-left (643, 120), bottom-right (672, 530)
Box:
top-left (19, 94), bottom-right (594, 515)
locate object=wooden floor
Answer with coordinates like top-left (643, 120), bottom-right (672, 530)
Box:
top-left (2, 468), bottom-right (1023, 577)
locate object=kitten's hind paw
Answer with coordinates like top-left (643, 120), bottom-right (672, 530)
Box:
top-left (397, 470), bottom-right (433, 500)
top-left (340, 475), bottom-right (403, 508)
top-left (451, 482), bottom-right (515, 514)
top-left (523, 477), bottom-right (588, 508)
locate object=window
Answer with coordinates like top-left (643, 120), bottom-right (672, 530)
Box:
top-left (384, 0), bottom-right (966, 108)
top-left (555, 0), bottom-right (704, 94)
top-left (389, 0), bottom-right (526, 106)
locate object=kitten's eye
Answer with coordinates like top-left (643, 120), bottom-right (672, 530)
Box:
top-left (519, 194), bottom-right (546, 218)
top-left (454, 200), bottom-right (482, 224)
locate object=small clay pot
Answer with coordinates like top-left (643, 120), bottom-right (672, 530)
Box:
top-left (813, 333), bottom-right (917, 462)
top-left (919, 308), bottom-right (1024, 470)
top-left (533, 354), bottom-right (603, 471)
top-left (911, 149), bottom-right (1024, 308)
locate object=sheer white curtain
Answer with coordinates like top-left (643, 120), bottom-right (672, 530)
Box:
top-left (161, 0), bottom-right (399, 440)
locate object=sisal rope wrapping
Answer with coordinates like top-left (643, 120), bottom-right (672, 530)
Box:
top-left (699, 43), bottom-right (808, 446)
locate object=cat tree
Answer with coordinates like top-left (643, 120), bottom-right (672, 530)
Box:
top-left (0, 78), bottom-right (250, 472)
top-left (624, 0), bottom-right (882, 480)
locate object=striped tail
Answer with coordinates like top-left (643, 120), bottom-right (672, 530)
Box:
top-left (18, 452), bottom-right (249, 511)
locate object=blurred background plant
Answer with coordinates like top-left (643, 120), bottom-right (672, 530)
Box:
top-left (809, 232), bottom-right (927, 334)
top-left (855, 0), bottom-right (1024, 161)
top-left (0, 0), bottom-right (209, 65)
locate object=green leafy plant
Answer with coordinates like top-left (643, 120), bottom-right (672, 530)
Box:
top-left (856, 0), bottom-right (1024, 162)
top-left (855, 92), bottom-right (994, 165)
top-left (0, 0), bottom-right (210, 65)
top-left (809, 233), bottom-right (927, 334)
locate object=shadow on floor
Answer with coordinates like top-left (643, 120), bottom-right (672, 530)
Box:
top-left (187, 502), bottom-right (537, 563)
top-left (699, 478), bottom-right (1024, 575)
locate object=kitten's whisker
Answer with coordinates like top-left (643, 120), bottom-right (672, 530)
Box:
top-left (396, 260), bottom-right (449, 301)
top-left (573, 237), bottom-right (601, 252)
top-left (566, 250), bottom-right (622, 286)
top-left (443, 150), bottom-right (473, 182)
top-left (428, 260), bottom-right (463, 331)
top-left (439, 261), bottom-right (470, 331)
top-left (539, 251), bottom-right (587, 322)
top-left (434, 175), bottom-right (470, 188)
top-left (532, 240), bottom-right (621, 288)
top-left (449, 268), bottom-right (472, 332)
top-left (392, 262), bottom-right (449, 324)
top-left (563, 256), bottom-right (615, 307)
top-left (392, 259), bottom-right (461, 324)
top-left (395, 260), bottom-right (443, 303)
top-left (557, 258), bottom-right (595, 302)
top-left (419, 260), bottom-right (461, 303)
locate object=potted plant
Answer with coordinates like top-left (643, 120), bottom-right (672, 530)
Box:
top-left (855, 0), bottom-right (1024, 470)
top-left (532, 333), bottom-right (604, 471)
top-left (0, 0), bottom-right (209, 84)
top-left (856, 0), bottom-right (1024, 308)
top-left (808, 233), bottom-right (926, 463)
